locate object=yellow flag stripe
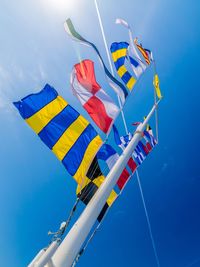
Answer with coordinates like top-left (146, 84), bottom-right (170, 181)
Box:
top-left (25, 96), bottom-right (68, 134)
top-left (76, 176), bottom-right (91, 195)
top-left (52, 115), bottom-right (89, 161)
top-left (107, 190), bottom-right (118, 206)
top-left (93, 176), bottom-right (118, 206)
top-left (73, 135), bottom-right (103, 184)
top-left (111, 48), bottom-right (127, 62)
top-left (127, 77), bottom-right (136, 90)
top-left (117, 65), bottom-right (127, 78)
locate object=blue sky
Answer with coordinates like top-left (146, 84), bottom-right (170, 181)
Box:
top-left (0, 0), bottom-right (200, 266)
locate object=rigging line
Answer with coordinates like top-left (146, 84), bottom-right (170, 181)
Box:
top-left (48, 198), bottom-right (80, 242)
top-left (71, 224), bottom-right (100, 267)
top-left (135, 170), bottom-right (161, 267)
top-left (71, 201), bottom-right (110, 267)
top-left (61, 162), bottom-right (110, 244)
top-left (81, 141), bottom-right (141, 204)
top-left (79, 168), bottom-right (141, 262)
top-left (60, 149), bottom-right (108, 234)
top-left (94, 0), bottom-right (129, 135)
top-left (153, 60), bottom-right (159, 143)
top-left (62, 198), bottom-right (80, 234)
top-left (78, 142), bottom-right (106, 196)
top-left (72, 157), bottom-right (149, 266)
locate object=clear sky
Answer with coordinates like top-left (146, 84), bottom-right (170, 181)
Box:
top-left (0, 0), bottom-right (200, 266)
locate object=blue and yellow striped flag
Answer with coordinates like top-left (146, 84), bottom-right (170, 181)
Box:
top-left (14, 84), bottom-right (103, 185)
top-left (110, 42), bottom-right (136, 91)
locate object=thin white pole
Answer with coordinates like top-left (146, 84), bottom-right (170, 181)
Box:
top-left (136, 170), bottom-right (160, 267)
top-left (51, 103), bottom-right (158, 267)
top-left (94, 0), bottom-right (129, 135)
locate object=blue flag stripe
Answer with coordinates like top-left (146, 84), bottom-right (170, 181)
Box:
top-left (121, 71), bottom-right (133, 85)
top-left (110, 41), bottom-right (129, 53)
top-left (13, 84), bottom-right (58, 119)
top-left (62, 124), bottom-right (98, 176)
top-left (97, 144), bottom-right (117, 161)
top-left (115, 57), bottom-right (126, 69)
top-left (38, 105), bottom-right (79, 149)
top-left (129, 56), bottom-right (140, 67)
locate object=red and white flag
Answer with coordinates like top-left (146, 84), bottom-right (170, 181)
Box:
top-left (71, 59), bottom-right (119, 133)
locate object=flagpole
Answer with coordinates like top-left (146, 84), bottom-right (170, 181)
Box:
top-left (94, 0), bottom-right (129, 135)
top-left (51, 102), bottom-right (158, 267)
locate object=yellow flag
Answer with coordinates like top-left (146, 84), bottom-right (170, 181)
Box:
top-left (153, 74), bottom-right (162, 99)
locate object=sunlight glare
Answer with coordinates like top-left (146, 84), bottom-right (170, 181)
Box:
top-left (42, 0), bottom-right (74, 13)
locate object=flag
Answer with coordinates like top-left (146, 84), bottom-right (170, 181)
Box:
top-left (14, 84), bottom-right (103, 185)
top-left (115, 18), bottom-right (129, 28)
top-left (113, 124), bottom-right (122, 147)
top-left (144, 129), bottom-right (157, 148)
top-left (153, 74), bottom-right (162, 99)
top-left (71, 59), bottom-right (119, 133)
top-left (113, 124), bottom-right (132, 150)
top-left (120, 133), bottom-right (133, 149)
top-left (137, 140), bottom-right (149, 156)
top-left (115, 18), bottom-right (147, 71)
top-left (97, 144), bottom-right (136, 190)
top-left (64, 18), bottom-right (128, 104)
top-left (128, 53), bottom-right (144, 78)
top-left (133, 131), bottom-right (157, 164)
top-left (133, 142), bottom-right (146, 165)
top-left (76, 157), bottom-right (118, 222)
top-left (134, 38), bottom-right (152, 65)
top-left (113, 124), bottom-right (155, 167)
top-left (132, 122), bottom-right (141, 126)
top-left (110, 42), bottom-right (136, 90)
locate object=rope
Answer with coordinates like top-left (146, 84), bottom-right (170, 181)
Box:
top-left (71, 225), bottom-right (100, 267)
top-left (94, 0), bottom-right (129, 135)
top-left (72, 170), bottom-right (138, 267)
top-left (135, 170), bottom-right (161, 267)
top-left (62, 198), bottom-right (80, 234)
top-left (71, 205), bottom-right (109, 267)
top-left (153, 60), bottom-right (159, 143)
top-left (48, 198), bottom-right (80, 242)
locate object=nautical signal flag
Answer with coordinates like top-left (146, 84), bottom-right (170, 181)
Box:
top-left (97, 144), bottom-right (136, 190)
top-left (134, 38), bottom-right (153, 65)
top-left (144, 130), bottom-right (157, 148)
top-left (153, 74), bottom-right (162, 99)
top-left (113, 124), bottom-right (133, 150)
top-left (110, 42), bottom-right (137, 90)
top-left (13, 84), bottom-right (103, 185)
top-left (64, 18), bottom-right (128, 104)
top-left (76, 156), bottom-right (117, 222)
top-left (115, 18), bottom-right (147, 72)
top-left (71, 59), bottom-right (119, 133)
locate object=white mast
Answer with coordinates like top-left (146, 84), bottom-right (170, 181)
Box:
top-left (51, 103), bottom-right (158, 267)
